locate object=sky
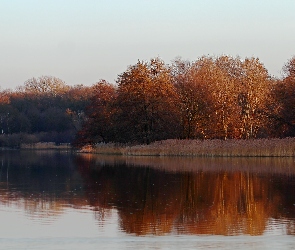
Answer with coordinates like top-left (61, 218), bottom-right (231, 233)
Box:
top-left (0, 0), bottom-right (295, 90)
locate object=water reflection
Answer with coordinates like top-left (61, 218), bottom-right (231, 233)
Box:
top-left (77, 155), bottom-right (295, 236)
top-left (1, 151), bottom-right (295, 237)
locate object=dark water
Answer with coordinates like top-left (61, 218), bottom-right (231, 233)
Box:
top-left (0, 151), bottom-right (295, 249)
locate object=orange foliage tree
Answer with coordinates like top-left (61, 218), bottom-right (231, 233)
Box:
top-left (73, 80), bottom-right (117, 146)
top-left (235, 58), bottom-right (272, 138)
top-left (171, 58), bottom-right (213, 139)
top-left (116, 58), bottom-right (180, 144)
top-left (71, 55), bottom-right (295, 147)
top-left (272, 56), bottom-right (295, 136)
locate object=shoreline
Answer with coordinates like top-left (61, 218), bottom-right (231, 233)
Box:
top-left (77, 138), bottom-right (295, 157)
top-left (19, 142), bottom-right (72, 150)
top-left (1, 138), bottom-right (295, 157)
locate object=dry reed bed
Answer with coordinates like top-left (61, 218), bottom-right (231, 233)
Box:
top-left (21, 142), bottom-right (71, 150)
top-left (80, 138), bottom-right (295, 157)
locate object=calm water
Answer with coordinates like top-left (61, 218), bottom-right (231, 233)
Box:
top-left (0, 151), bottom-right (295, 249)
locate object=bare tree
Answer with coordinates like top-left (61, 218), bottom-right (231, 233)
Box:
top-left (22, 76), bottom-right (69, 96)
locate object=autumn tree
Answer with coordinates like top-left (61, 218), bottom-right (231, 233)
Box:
top-left (189, 56), bottom-right (240, 139)
top-left (212, 56), bottom-right (241, 139)
top-left (284, 56), bottom-right (295, 79)
top-left (236, 58), bottom-right (272, 138)
top-left (116, 58), bottom-right (180, 144)
top-left (0, 89), bottom-right (11, 105)
top-left (62, 85), bottom-right (95, 131)
top-left (171, 57), bottom-right (213, 139)
top-left (271, 56), bottom-right (295, 136)
top-left (63, 85), bottom-right (95, 112)
top-left (73, 80), bottom-right (117, 146)
top-left (172, 56), bottom-right (243, 140)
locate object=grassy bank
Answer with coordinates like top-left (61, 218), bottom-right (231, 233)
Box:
top-left (20, 142), bottom-right (72, 150)
top-left (78, 138), bottom-right (295, 157)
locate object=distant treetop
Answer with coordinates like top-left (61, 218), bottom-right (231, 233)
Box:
top-left (21, 76), bottom-right (70, 96)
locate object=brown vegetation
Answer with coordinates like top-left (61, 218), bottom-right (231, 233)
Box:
top-left (1, 55), bottom-right (295, 148)
top-left (79, 137), bottom-right (295, 157)
top-left (74, 55), bottom-right (295, 147)
top-left (20, 142), bottom-right (71, 150)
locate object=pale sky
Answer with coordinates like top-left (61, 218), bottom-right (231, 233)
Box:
top-left (0, 0), bottom-right (295, 90)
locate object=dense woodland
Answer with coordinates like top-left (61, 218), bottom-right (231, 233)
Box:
top-left (1, 55), bottom-right (295, 148)
top-left (0, 77), bottom-right (94, 147)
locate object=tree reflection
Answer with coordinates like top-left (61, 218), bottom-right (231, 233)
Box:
top-left (0, 150), bottom-right (87, 220)
top-left (177, 172), bottom-right (273, 235)
top-left (0, 151), bottom-right (295, 236)
top-left (76, 155), bottom-right (295, 236)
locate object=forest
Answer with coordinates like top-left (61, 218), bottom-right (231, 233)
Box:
top-left (1, 55), bottom-right (295, 148)
top-left (0, 77), bottom-right (94, 147)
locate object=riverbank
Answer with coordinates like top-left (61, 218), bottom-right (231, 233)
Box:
top-left (78, 138), bottom-right (295, 157)
top-left (20, 142), bottom-right (72, 150)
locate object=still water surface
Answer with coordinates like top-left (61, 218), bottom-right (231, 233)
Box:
top-left (0, 151), bottom-right (295, 249)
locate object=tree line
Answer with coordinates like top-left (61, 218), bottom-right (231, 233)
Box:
top-left (74, 55), bottom-right (295, 146)
top-left (0, 76), bottom-right (94, 147)
top-left (1, 55), bottom-right (295, 148)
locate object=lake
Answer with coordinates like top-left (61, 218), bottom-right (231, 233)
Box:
top-left (0, 150), bottom-right (295, 249)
